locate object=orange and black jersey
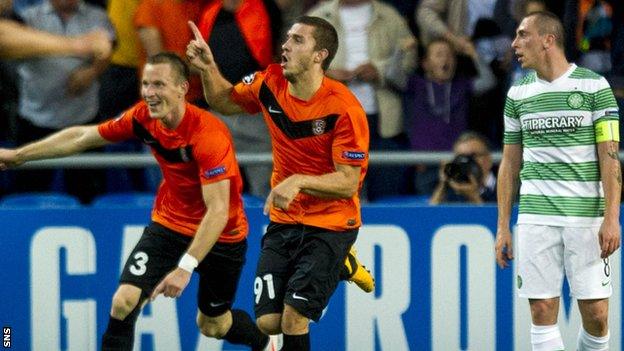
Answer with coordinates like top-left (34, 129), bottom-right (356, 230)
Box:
top-left (98, 102), bottom-right (248, 243)
top-left (231, 64), bottom-right (369, 231)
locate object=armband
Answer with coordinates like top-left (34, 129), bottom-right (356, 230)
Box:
top-left (178, 253), bottom-right (198, 273)
top-left (595, 120), bottom-right (620, 142)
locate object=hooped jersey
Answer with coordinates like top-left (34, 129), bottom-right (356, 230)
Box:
top-left (98, 101), bottom-right (248, 242)
top-left (503, 64), bottom-right (619, 227)
top-left (231, 64), bottom-right (369, 231)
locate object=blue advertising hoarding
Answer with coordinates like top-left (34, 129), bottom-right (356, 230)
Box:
top-left (0, 205), bottom-right (620, 350)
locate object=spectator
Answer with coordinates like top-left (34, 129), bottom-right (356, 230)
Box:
top-left (416, 0), bottom-right (512, 147)
top-left (308, 0), bottom-right (417, 201)
top-left (494, 0), bottom-right (548, 40)
top-left (134, 0), bottom-right (205, 104)
top-left (100, 0), bottom-right (141, 119)
top-left (406, 38), bottom-right (495, 194)
top-left (97, 0), bottom-right (148, 193)
top-left (415, 0), bottom-right (496, 57)
top-left (430, 131), bottom-right (496, 204)
top-left (0, 19), bottom-right (111, 59)
top-left (12, 0), bottom-right (114, 202)
top-left (11, 0), bottom-right (105, 16)
top-left (196, 0), bottom-right (282, 198)
top-left (576, 0), bottom-right (614, 75)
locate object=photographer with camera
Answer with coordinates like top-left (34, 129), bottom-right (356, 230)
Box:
top-left (430, 131), bottom-right (496, 204)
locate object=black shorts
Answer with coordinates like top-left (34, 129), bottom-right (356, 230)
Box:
top-left (119, 222), bottom-right (247, 317)
top-left (254, 222), bottom-right (357, 322)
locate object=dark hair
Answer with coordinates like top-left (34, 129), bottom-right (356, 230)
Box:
top-left (146, 52), bottom-right (190, 83)
top-left (454, 131), bottom-right (491, 152)
top-left (525, 11), bottom-right (565, 49)
top-left (294, 16), bottom-right (338, 70)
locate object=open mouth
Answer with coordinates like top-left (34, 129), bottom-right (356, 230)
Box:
top-left (281, 54), bottom-right (289, 66)
top-left (146, 101), bottom-right (161, 109)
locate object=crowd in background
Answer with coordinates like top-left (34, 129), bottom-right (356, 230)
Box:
top-left (0, 0), bottom-right (622, 204)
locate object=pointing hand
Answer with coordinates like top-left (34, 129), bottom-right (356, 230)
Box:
top-left (186, 21), bottom-right (215, 71)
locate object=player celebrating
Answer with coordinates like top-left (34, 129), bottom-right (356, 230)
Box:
top-left (0, 52), bottom-right (277, 351)
top-left (187, 16), bottom-right (373, 351)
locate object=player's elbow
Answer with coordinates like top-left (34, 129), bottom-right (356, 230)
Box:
top-left (205, 202), bottom-right (229, 224)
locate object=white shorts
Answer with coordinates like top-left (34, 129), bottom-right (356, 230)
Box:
top-left (516, 224), bottom-right (612, 299)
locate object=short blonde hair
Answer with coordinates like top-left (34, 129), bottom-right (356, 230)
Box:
top-left (525, 11), bottom-right (565, 49)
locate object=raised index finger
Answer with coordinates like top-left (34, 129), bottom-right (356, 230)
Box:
top-left (188, 21), bottom-right (204, 42)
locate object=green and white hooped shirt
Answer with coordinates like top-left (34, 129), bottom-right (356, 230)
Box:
top-left (503, 64), bottom-right (620, 227)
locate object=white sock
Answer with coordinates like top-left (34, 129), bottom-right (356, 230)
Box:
top-left (577, 327), bottom-right (609, 351)
top-left (531, 324), bottom-right (565, 351)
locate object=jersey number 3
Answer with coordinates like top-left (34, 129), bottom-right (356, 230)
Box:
top-left (129, 251), bottom-right (149, 276)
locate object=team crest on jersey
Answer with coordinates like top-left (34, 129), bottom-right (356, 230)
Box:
top-left (567, 92), bottom-right (584, 109)
top-left (311, 119), bottom-right (326, 135)
top-left (242, 73), bottom-right (256, 85)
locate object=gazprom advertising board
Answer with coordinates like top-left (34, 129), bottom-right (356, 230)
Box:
top-left (0, 205), bottom-right (621, 350)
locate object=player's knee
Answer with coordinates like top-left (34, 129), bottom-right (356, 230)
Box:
top-left (529, 299), bottom-right (559, 324)
top-left (196, 314), bottom-right (229, 339)
top-left (580, 300), bottom-right (609, 328)
top-left (257, 314), bottom-right (282, 335)
top-left (281, 306), bottom-right (308, 334)
top-left (110, 286), bottom-right (142, 319)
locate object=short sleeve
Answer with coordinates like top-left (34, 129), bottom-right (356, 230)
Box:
top-left (230, 71), bottom-right (265, 114)
top-left (503, 94), bottom-right (522, 144)
top-left (332, 106), bottom-right (369, 166)
top-left (193, 129), bottom-right (239, 185)
top-left (97, 105), bottom-right (138, 142)
top-left (592, 77), bottom-right (619, 123)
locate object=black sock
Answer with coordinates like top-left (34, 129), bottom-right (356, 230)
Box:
top-left (101, 294), bottom-right (144, 351)
top-left (282, 333), bottom-right (309, 351)
top-left (101, 316), bottom-right (135, 351)
top-left (222, 309), bottom-right (268, 351)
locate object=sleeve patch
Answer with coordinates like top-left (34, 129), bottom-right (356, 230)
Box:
top-left (342, 151), bottom-right (366, 160)
top-left (204, 166), bottom-right (226, 178)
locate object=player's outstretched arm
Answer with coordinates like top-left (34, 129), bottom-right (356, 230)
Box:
top-left (151, 179), bottom-right (230, 300)
top-left (186, 21), bottom-right (244, 115)
top-left (0, 19), bottom-right (112, 60)
top-left (0, 126), bottom-right (109, 170)
top-left (495, 143), bottom-right (522, 268)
